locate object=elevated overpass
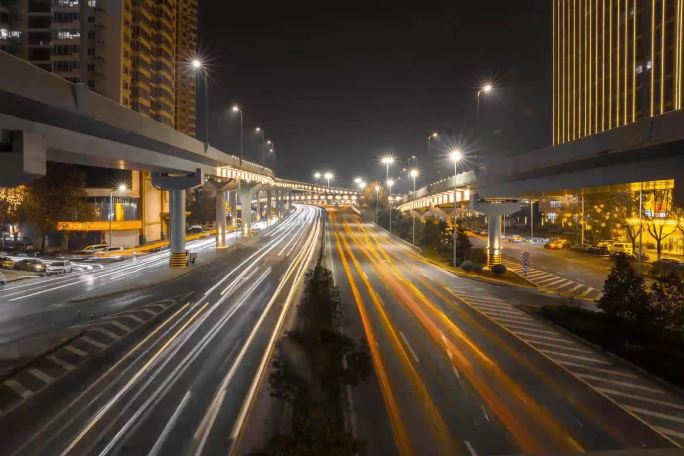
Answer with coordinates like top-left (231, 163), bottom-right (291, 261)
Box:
top-left (0, 51), bottom-right (358, 265)
top-left (397, 109), bottom-right (684, 265)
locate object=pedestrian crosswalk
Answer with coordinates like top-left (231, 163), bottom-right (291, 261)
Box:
top-left (501, 259), bottom-right (602, 300)
top-left (447, 288), bottom-right (684, 447)
top-left (0, 300), bottom-right (173, 415)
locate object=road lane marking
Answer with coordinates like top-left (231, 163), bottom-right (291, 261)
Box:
top-left (452, 366), bottom-right (460, 380)
top-left (27, 368), bottom-right (54, 384)
top-left (80, 336), bottom-right (108, 350)
top-left (502, 324), bottom-right (559, 336)
top-left (525, 340), bottom-right (592, 354)
top-left (64, 345), bottom-right (88, 356)
top-left (399, 331), bottom-right (420, 363)
top-left (90, 327), bottom-right (120, 341)
top-left (148, 390), bottom-right (192, 456)
top-left (122, 314), bottom-right (145, 324)
top-left (656, 426), bottom-right (684, 440)
top-left (47, 354), bottom-right (75, 371)
top-left (625, 406), bottom-right (684, 424)
top-left (556, 360), bottom-right (637, 378)
top-left (481, 405), bottom-right (490, 421)
top-left (109, 320), bottom-right (132, 332)
top-left (597, 388), bottom-right (684, 410)
top-left (464, 440), bottom-right (478, 456)
top-left (512, 331), bottom-right (568, 342)
top-left (3, 379), bottom-right (32, 399)
top-left (139, 308), bottom-right (157, 316)
top-left (577, 374), bottom-right (665, 394)
top-left (538, 349), bottom-right (611, 364)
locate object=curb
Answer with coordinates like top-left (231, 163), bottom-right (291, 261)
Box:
top-left (421, 255), bottom-right (537, 289)
top-left (519, 304), bottom-right (684, 398)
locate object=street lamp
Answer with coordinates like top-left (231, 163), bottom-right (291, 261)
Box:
top-left (427, 132), bottom-right (438, 158)
top-left (381, 156), bottom-right (394, 181)
top-left (410, 168), bottom-right (419, 245)
top-left (232, 105), bottom-right (243, 164)
top-left (255, 127), bottom-right (265, 165)
top-left (109, 184), bottom-right (127, 247)
top-left (476, 83), bottom-right (493, 129)
top-left (354, 177), bottom-right (362, 184)
top-left (324, 172), bottom-right (333, 188)
top-left (374, 185), bottom-right (380, 224)
top-left (268, 143), bottom-right (276, 173)
top-left (357, 181), bottom-right (366, 190)
top-left (449, 149), bottom-right (464, 267)
top-left (387, 178), bottom-right (395, 233)
top-left (191, 59), bottom-right (209, 152)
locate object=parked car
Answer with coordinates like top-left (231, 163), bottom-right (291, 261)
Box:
top-left (0, 256), bottom-right (15, 269)
top-left (46, 260), bottom-right (73, 275)
top-left (188, 225), bottom-right (203, 234)
top-left (14, 258), bottom-right (46, 274)
top-left (596, 239), bottom-right (616, 248)
top-left (77, 244), bottom-right (110, 254)
top-left (608, 242), bottom-right (633, 256)
top-left (94, 246), bottom-right (125, 257)
top-left (570, 243), bottom-right (592, 253)
top-left (544, 238), bottom-right (569, 249)
top-left (587, 245), bottom-right (610, 256)
top-left (0, 271), bottom-right (5, 286)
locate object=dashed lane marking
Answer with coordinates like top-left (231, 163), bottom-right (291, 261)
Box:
top-left (90, 327), bottom-right (121, 341)
top-left (80, 336), bottom-right (108, 350)
top-left (47, 354), bottom-right (75, 371)
top-left (26, 368), bottom-right (53, 384)
top-left (538, 349), bottom-right (612, 365)
top-left (64, 345), bottom-right (88, 357)
top-left (577, 374), bottom-right (665, 394)
top-left (3, 379), bottom-right (32, 400)
top-left (109, 320), bottom-right (132, 332)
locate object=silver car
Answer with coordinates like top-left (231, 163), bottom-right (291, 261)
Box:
top-left (46, 260), bottom-right (73, 275)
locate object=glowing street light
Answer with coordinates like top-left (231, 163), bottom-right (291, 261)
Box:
top-left (449, 149), bottom-right (463, 176)
top-left (381, 156), bottom-right (394, 181)
top-left (254, 127), bottom-right (266, 165)
top-left (324, 172), bottom-right (333, 187)
top-left (476, 83), bottom-right (494, 129)
top-left (354, 177), bottom-right (362, 184)
top-left (190, 58), bottom-right (209, 152)
top-left (427, 131), bottom-right (438, 158)
top-left (231, 105), bottom-right (244, 164)
top-left (409, 168), bottom-right (419, 244)
top-left (449, 149), bottom-right (464, 267)
top-left (374, 184), bottom-right (380, 224)
top-left (386, 178), bottom-right (395, 233)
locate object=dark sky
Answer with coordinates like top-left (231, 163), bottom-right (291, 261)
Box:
top-left (198, 1), bottom-right (551, 190)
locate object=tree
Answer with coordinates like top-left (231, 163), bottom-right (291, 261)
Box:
top-left (644, 189), bottom-right (681, 260)
top-left (187, 191), bottom-right (215, 225)
top-left (452, 223), bottom-right (472, 264)
top-left (610, 191), bottom-right (643, 252)
top-left (18, 163), bottom-right (94, 252)
top-left (597, 254), bottom-right (651, 321)
top-left (0, 185), bottom-right (27, 242)
top-left (648, 274), bottom-right (684, 333)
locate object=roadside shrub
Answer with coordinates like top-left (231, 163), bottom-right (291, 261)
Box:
top-left (460, 260), bottom-right (474, 272)
top-left (597, 254), bottom-right (650, 321)
top-left (490, 264), bottom-right (507, 276)
top-left (469, 248), bottom-right (486, 266)
top-left (472, 263), bottom-right (483, 274)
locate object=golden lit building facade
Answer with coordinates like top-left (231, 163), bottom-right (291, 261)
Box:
top-left (553, 0), bottom-right (684, 144)
top-left (175, 0), bottom-right (198, 136)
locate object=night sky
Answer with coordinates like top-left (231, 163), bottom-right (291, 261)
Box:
top-left (198, 1), bottom-right (551, 190)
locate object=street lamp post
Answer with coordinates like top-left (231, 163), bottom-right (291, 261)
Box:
top-left (427, 132), bottom-right (438, 158)
top-left (381, 156), bottom-right (394, 182)
top-left (109, 184), bottom-right (127, 247)
top-left (410, 168), bottom-right (418, 245)
top-left (191, 59), bottom-right (209, 152)
top-left (387, 179), bottom-right (395, 233)
top-left (450, 149), bottom-right (463, 267)
top-left (255, 127), bottom-right (265, 165)
top-left (268, 144), bottom-right (276, 173)
top-left (232, 105), bottom-right (243, 165)
top-left (476, 84), bottom-right (493, 131)
top-left (324, 172), bottom-right (333, 188)
top-left (374, 185), bottom-right (380, 224)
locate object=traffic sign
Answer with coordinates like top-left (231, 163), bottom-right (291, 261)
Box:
top-left (522, 252), bottom-right (530, 276)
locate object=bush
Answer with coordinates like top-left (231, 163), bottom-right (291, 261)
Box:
top-left (469, 248), bottom-right (486, 266)
top-left (472, 263), bottom-right (483, 274)
top-left (460, 260), bottom-right (474, 272)
top-left (597, 254), bottom-right (650, 321)
top-left (490, 264), bottom-right (507, 276)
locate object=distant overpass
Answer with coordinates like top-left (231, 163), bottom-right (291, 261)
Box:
top-left (396, 109), bottom-right (684, 265)
top-left (0, 51), bottom-right (358, 265)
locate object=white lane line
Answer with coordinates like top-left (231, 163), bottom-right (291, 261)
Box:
top-left (581, 287), bottom-right (597, 296)
top-left (526, 340), bottom-right (592, 355)
top-left (566, 283), bottom-right (585, 293)
top-left (597, 388), bottom-right (684, 410)
top-left (481, 405), bottom-right (490, 422)
top-left (541, 277), bottom-right (573, 287)
top-left (109, 320), bottom-right (132, 333)
top-left (539, 349), bottom-right (612, 364)
top-left (80, 336), bottom-right (108, 350)
top-left (90, 327), bottom-right (121, 341)
top-left (472, 306), bottom-right (522, 317)
top-left (139, 308), bottom-right (157, 316)
top-left (483, 313), bottom-right (535, 323)
top-left (148, 390), bottom-right (192, 456)
top-left (27, 367), bottom-right (53, 384)
top-left (122, 314), bottom-right (145, 324)
top-left (47, 354), bottom-right (75, 371)
top-left (625, 406), bottom-right (684, 424)
top-left (464, 440), bottom-right (478, 456)
top-left (452, 366), bottom-right (461, 380)
top-left (64, 345), bottom-right (88, 356)
top-left (399, 331), bottom-right (419, 363)
top-left (556, 360), bottom-right (636, 378)
top-left (502, 324), bottom-right (559, 337)
top-left (513, 331), bottom-right (568, 342)
top-left (3, 379), bottom-right (32, 399)
top-left (577, 374), bottom-right (665, 394)
top-left (656, 426), bottom-right (684, 440)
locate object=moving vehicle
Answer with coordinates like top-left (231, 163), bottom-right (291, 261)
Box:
top-left (94, 246), bottom-right (125, 258)
top-left (0, 256), bottom-right (14, 269)
top-left (544, 238), bottom-right (569, 249)
top-left (78, 244), bottom-right (109, 254)
top-left (14, 258), bottom-right (46, 274)
top-left (188, 224), bottom-right (203, 234)
top-left (46, 260), bottom-right (73, 275)
top-left (608, 242), bottom-right (633, 256)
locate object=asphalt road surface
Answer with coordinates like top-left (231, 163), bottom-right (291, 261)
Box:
top-left (0, 204), bottom-right (323, 456)
top-left (327, 208), bottom-right (677, 455)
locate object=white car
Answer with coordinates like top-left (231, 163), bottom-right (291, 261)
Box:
top-left (608, 242), bottom-right (633, 256)
top-left (46, 260), bottom-right (73, 275)
top-left (78, 244), bottom-right (109, 254)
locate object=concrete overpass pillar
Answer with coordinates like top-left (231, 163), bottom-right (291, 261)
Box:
top-left (287, 190), bottom-right (292, 210)
top-left (152, 169), bottom-right (203, 267)
top-left (231, 191), bottom-right (238, 230)
top-left (470, 197), bottom-right (521, 268)
top-left (486, 214), bottom-right (502, 266)
top-left (266, 190), bottom-right (273, 225)
top-left (238, 183), bottom-right (261, 237)
top-left (255, 190), bottom-right (262, 221)
top-left (169, 189), bottom-right (187, 266)
top-left (205, 179), bottom-right (238, 249)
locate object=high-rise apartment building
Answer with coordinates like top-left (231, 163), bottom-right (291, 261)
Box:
top-left (2, 0), bottom-right (197, 135)
top-left (553, 0), bottom-right (684, 144)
